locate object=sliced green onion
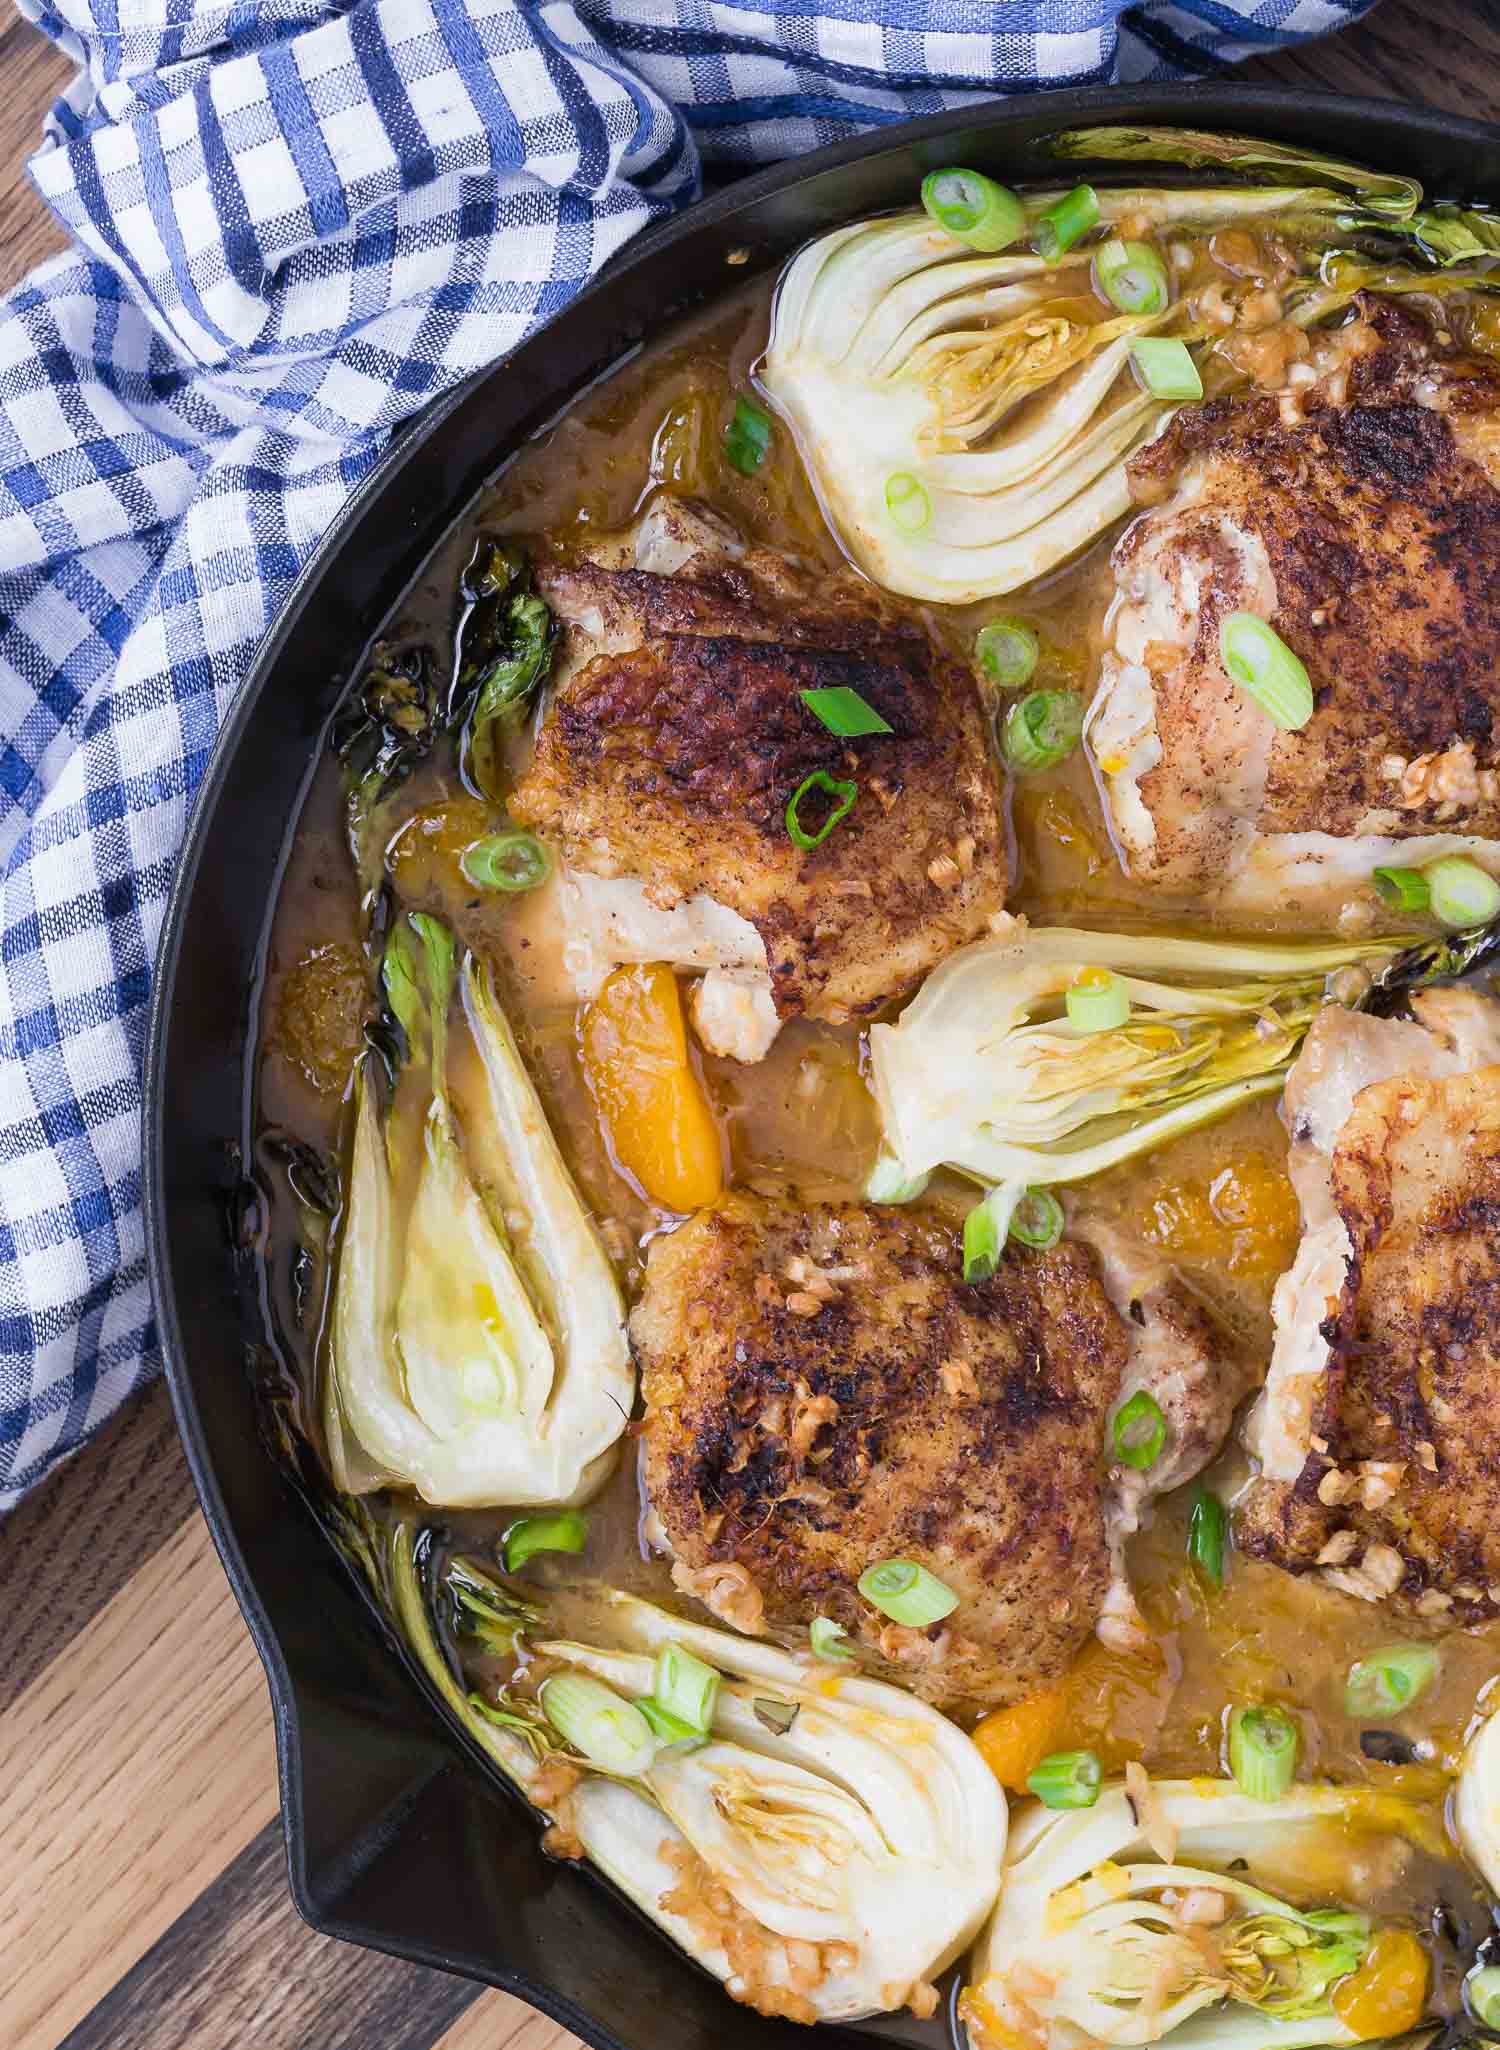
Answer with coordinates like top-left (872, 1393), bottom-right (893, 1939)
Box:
top-left (1066, 966), bottom-right (1130, 1034)
top-left (1344, 1644), bottom-right (1440, 1720)
top-left (540, 1671), bottom-right (656, 1775)
top-left (1037, 183), bottom-right (1100, 264)
top-left (1008, 1186), bottom-right (1064, 1250)
top-left (724, 394), bottom-right (772, 475)
top-left (976, 617), bottom-right (1040, 690)
top-left (885, 470), bottom-right (932, 534)
top-left (857, 1557), bottom-right (958, 1627)
top-left (810, 1615), bottom-right (855, 1662)
top-left (1188, 1487), bottom-right (1228, 1590)
top-left (461, 830), bottom-right (551, 893)
top-left (1095, 239), bottom-right (1170, 316)
top-left (1002, 689), bottom-right (1082, 773)
top-left (1219, 612), bottom-right (1314, 731)
top-left (468, 1690), bottom-right (542, 1739)
top-left (800, 684), bottom-right (892, 737)
top-left (653, 1642), bottom-right (721, 1733)
top-left (1027, 1749), bottom-right (1102, 1809)
top-left (921, 167), bottom-right (1027, 252)
top-left (786, 769), bottom-right (857, 850)
top-left (865, 1152), bottom-right (930, 1204)
top-left (1304, 1908), bottom-right (1372, 1944)
top-left (963, 1192), bottom-right (1003, 1284)
top-left (1229, 1704), bottom-right (1299, 1801)
top-left (1112, 1389), bottom-right (1167, 1471)
top-left (637, 1698), bottom-right (707, 1747)
top-left (1424, 855), bottom-right (1500, 931)
top-left (1468, 1965), bottom-right (1500, 2031)
top-left (502, 1510), bottom-right (589, 1573)
top-left (1372, 866), bottom-right (1431, 914)
top-left (1130, 337), bottom-right (1204, 402)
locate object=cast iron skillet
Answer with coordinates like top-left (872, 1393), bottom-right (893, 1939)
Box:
top-left (144, 83), bottom-right (1500, 2050)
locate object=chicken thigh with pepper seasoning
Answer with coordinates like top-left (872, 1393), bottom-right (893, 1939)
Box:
top-left (509, 497), bottom-right (1006, 1062)
top-left (1086, 295), bottom-right (1500, 920)
top-left (1238, 986), bottom-right (1500, 1619)
top-left (633, 1191), bottom-right (1126, 1705)
top-left (633, 1189), bottom-right (1253, 1703)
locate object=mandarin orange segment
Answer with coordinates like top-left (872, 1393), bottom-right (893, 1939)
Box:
top-left (384, 795), bottom-right (494, 896)
top-left (580, 964), bottom-right (723, 1212)
top-left (1139, 1144), bottom-right (1299, 1284)
top-left (972, 1686), bottom-right (1068, 1792)
top-left (1332, 1929), bottom-right (1429, 2041)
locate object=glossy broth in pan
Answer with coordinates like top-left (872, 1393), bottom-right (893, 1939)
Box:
top-left (252, 153), bottom-right (1500, 2043)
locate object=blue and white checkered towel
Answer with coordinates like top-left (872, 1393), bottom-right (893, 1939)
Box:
top-left (0, 0), bottom-right (1377, 1510)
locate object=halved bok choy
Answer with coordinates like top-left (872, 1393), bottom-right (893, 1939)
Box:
top-left (965, 1778), bottom-right (1458, 2050)
top-left (371, 1532), bottom-right (1006, 2025)
top-left (759, 130), bottom-right (1500, 606)
top-left (761, 216), bottom-right (1172, 603)
top-left (868, 925), bottom-right (1401, 1235)
top-left (322, 912), bottom-right (632, 1506)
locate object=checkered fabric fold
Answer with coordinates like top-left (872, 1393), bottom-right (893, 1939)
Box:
top-left (0, 0), bottom-right (1376, 1509)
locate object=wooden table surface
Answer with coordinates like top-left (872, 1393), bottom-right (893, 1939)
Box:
top-left (3, 5), bottom-right (1500, 2045)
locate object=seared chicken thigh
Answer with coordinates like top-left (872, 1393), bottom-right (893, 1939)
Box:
top-left (1087, 297), bottom-right (1500, 918)
top-left (633, 1192), bottom-right (1125, 1705)
top-left (1239, 987), bottom-right (1500, 1619)
top-left (511, 498), bottom-right (1006, 1061)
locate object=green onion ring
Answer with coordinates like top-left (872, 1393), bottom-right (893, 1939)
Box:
top-left (1219, 612), bottom-right (1315, 731)
top-left (976, 617), bottom-right (1040, 690)
top-left (1130, 337), bottom-right (1204, 402)
top-left (503, 1509), bottom-right (589, 1572)
top-left (920, 167), bottom-right (1027, 252)
top-left (461, 830), bottom-right (552, 892)
top-left (1036, 183), bottom-right (1100, 263)
top-left (1027, 1749), bottom-right (1103, 1809)
top-left (1002, 688), bottom-right (1082, 773)
top-left (1112, 1388), bottom-right (1167, 1471)
top-left (1228, 1704), bottom-right (1299, 1802)
top-left (1344, 1644), bottom-right (1440, 1720)
top-left (785, 770), bottom-right (857, 850)
top-left (857, 1557), bottom-right (958, 1627)
top-left (1423, 855), bottom-right (1500, 931)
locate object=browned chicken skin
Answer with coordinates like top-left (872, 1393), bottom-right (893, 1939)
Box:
top-left (1240, 991), bottom-right (1500, 1621)
top-left (511, 499), bottom-right (1005, 1035)
top-left (632, 1191), bottom-right (1129, 1706)
top-left (1087, 296), bottom-right (1500, 910)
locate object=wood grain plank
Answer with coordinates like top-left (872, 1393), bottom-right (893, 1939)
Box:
top-left (0, 16), bottom-right (71, 295)
top-left (57, 1820), bottom-right (483, 2050)
top-left (0, 1512), bottom-right (280, 2050)
top-left (0, 1381), bottom-right (197, 1713)
top-left (433, 1992), bottom-right (582, 2050)
top-left (1240, 4), bottom-right (1500, 127)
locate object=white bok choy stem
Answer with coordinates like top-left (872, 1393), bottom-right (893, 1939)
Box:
top-left (966, 1778), bottom-right (1451, 2050)
top-left (322, 922), bottom-right (632, 1507)
top-left (1457, 1701), bottom-right (1500, 1896)
top-left (868, 925), bottom-right (1398, 1199)
top-left (402, 1554), bottom-right (1006, 2025)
